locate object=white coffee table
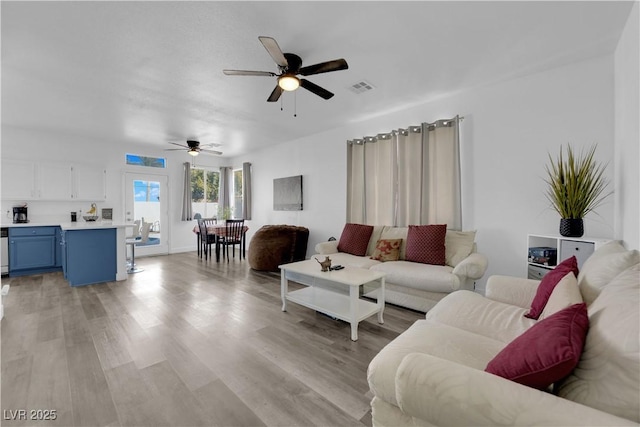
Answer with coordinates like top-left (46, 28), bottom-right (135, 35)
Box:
top-left (279, 259), bottom-right (385, 341)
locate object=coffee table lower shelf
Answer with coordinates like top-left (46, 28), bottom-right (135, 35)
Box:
top-left (286, 287), bottom-right (381, 324)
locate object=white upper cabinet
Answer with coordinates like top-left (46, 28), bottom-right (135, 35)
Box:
top-left (1, 159), bottom-right (106, 201)
top-left (1, 159), bottom-right (37, 200)
top-left (73, 165), bottom-right (106, 201)
top-left (39, 163), bottom-right (74, 200)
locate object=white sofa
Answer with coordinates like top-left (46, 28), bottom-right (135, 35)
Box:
top-left (367, 241), bottom-right (640, 426)
top-left (315, 226), bottom-right (488, 312)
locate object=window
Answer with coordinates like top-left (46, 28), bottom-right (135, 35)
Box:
top-left (233, 168), bottom-right (243, 219)
top-left (126, 154), bottom-right (166, 168)
top-left (191, 168), bottom-right (219, 218)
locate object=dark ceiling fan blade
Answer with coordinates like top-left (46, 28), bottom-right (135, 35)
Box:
top-left (267, 85), bottom-right (284, 102)
top-left (300, 79), bottom-right (334, 100)
top-left (299, 58), bottom-right (348, 76)
top-left (168, 142), bottom-right (189, 148)
top-left (199, 149), bottom-right (223, 155)
top-left (223, 69), bottom-right (276, 77)
top-left (259, 36), bottom-right (288, 68)
top-left (164, 148), bottom-right (187, 151)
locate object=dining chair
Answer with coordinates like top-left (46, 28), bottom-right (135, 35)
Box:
top-left (222, 219), bottom-right (244, 261)
top-left (198, 218), bottom-right (216, 259)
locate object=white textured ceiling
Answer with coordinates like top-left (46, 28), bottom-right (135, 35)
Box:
top-left (1, 1), bottom-right (634, 157)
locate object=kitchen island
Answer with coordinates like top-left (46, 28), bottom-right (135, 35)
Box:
top-left (60, 222), bottom-right (131, 285)
top-left (6, 221), bottom-right (132, 286)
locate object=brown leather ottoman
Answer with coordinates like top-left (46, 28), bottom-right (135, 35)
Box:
top-left (248, 225), bottom-right (309, 271)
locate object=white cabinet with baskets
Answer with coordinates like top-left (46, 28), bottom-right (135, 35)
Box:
top-left (527, 234), bottom-right (611, 279)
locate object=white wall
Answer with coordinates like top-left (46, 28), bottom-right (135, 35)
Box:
top-left (614, 2), bottom-right (640, 250)
top-left (0, 127), bottom-right (226, 254)
top-left (234, 55), bottom-right (617, 291)
top-left (2, 50), bottom-right (632, 290)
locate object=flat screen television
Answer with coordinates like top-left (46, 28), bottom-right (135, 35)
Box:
top-left (273, 175), bottom-right (303, 211)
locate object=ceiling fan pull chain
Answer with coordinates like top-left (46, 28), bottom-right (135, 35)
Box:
top-left (280, 96), bottom-right (283, 112)
top-left (294, 91), bottom-right (297, 118)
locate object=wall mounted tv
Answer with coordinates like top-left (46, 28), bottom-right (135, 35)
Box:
top-left (273, 175), bottom-right (303, 211)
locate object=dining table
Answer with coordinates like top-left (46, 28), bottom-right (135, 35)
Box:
top-left (193, 224), bottom-right (249, 262)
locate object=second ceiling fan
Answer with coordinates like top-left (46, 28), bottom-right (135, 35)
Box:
top-left (223, 36), bottom-right (348, 102)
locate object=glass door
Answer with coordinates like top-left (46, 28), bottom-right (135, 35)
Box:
top-left (124, 172), bottom-right (169, 257)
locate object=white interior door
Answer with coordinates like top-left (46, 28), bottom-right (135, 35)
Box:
top-left (124, 172), bottom-right (169, 257)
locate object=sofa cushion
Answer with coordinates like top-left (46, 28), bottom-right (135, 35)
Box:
top-left (371, 261), bottom-right (458, 293)
top-left (525, 256), bottom-right (578, 319)
top-left (540, 272), bottom-right (582, 320)
top-left (367, 318), bottom-right (505, 408)
top-left (366, 225), bottom-right (385, 257)
top-left (486, 303), bottom-right (589, 390)
top-left (558, 263), bottom-right (640, 423)
top-left (577, 241), bottom-right (639, 305)
top-left (380, 227), bottom-right (408, 260)
top-left (445, 230), bottom-right (476, 267)
top-left (405, 224), bottom-right (447, 265)
top-left (337, 223), bottom-right (373, 256)
top-left (322, 251), bottom-right (381, 269)
top-left (370, 239), bottom-right (402, 262)
top-left (426, 290), bottom-right (535, 344)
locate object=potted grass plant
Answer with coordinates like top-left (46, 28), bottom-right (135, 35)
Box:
top-left (545, 144), bottom-right (612, 237)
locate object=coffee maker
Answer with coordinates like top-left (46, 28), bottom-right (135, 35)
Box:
top-left (13, 206), bottom-right (28, 223)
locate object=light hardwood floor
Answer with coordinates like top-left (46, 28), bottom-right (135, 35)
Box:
top-left (1, 253), bottom-right (423, 427)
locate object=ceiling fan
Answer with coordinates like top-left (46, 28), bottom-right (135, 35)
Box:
top-left (165, 140), bottom-right (222, 157)
top-left (223, 36), bottom-right (348, 102)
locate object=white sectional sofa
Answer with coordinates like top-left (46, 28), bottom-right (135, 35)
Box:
top-left (367, 241), bottom-right (639, 426)
top-left (315, 225), bottom-right (488, 312)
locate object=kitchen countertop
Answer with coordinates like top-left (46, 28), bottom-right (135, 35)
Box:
top-left (2, 221), bottom-right (134, 230)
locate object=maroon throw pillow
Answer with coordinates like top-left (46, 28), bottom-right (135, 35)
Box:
top-left (405, 224), bottom-right (447, 265)
top-left (525, 256), bottom-right (579, 319)
top-left (337, 223), bottom-right (374, 256)
top-left (485, 303), bottom-right (589, 390)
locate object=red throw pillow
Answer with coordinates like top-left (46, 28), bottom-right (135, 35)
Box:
top-left (405, 224), bottom-right (447, 265)
top-left (337, 223), bottom-right (374, 256)
top-left (485, 303), bottom-right (589, 390)
top-left (525, 256), bottom-right (579, 319)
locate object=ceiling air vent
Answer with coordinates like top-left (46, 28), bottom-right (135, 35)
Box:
top-left (348, 80), bottom-right (375, 94)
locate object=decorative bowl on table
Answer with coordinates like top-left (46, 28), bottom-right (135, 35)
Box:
top-left (83, 215), bottom-right (99, 221)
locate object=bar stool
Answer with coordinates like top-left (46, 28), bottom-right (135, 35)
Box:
top-left (126, 238), bottom-right (143, 273)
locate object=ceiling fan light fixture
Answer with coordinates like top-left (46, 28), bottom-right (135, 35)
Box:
top-left (278, 75), bottom-right (300, 91)
top-left (188, 149), bottom-right (199, 157)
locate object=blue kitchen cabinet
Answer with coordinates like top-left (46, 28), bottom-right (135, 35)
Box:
top-left (55, 227), bottom-right (63, 268)
top-left (62, 228), bottom-right (116, 286)
top-left (8, 226), bottom-right (61, 276)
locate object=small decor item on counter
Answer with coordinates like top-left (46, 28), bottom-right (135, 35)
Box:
top-left (101, 208), bottom-right (113, 221)
top-left (83, 203), bottom-right (99, 221)
top-left (544, 144), bottom-right (612, 238)
top-left (71, 212), bottom-right (77, 222)
top-left (315, 256), bottom-right (332, 272)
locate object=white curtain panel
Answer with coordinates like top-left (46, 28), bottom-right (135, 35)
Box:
top-left (425, 120), bottom-right (462, 229)
top-left (396, 127), bottom-right (423, 226)
top-left (242, 162), bottom-right (252, 220)
top-left (347, 141), bottom-right (365, 223)
top-left (181, 162), bottom-right (193, 221)
top-left (219, 166), bottom-right (231, 214)
top-left (347, 116), bottom-right (461, 229)
top-left (364, 134), bottom-right (395, 226)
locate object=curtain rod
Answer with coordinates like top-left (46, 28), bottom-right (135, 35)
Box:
top-left (347, 115), bottom-right (464, 145)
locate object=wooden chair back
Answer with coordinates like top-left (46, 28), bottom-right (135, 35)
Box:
top-left (225, 219), bottom-right (244, 243)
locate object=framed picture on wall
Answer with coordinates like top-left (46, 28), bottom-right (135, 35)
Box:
top-left (273, 175), bottom-right (303, 211)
